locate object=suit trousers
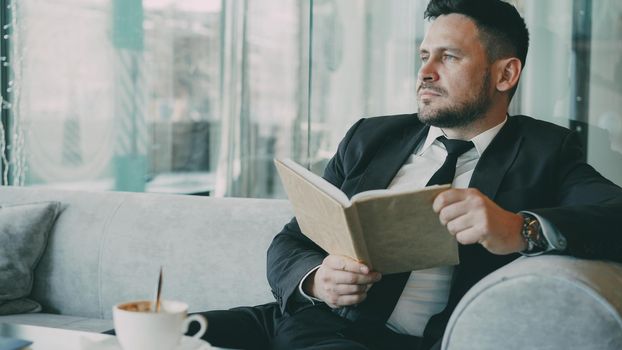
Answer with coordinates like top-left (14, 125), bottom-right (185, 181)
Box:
top-left (191, 302), bottom-right (439, 350)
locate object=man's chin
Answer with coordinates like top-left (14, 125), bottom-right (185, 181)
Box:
top-left (417, 111), bottom-right (463, 129)
top-left (416, 110), bottom-right (438, 125)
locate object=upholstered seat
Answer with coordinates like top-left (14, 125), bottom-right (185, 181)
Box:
top-left (442, 255), bottom-right (622, 350)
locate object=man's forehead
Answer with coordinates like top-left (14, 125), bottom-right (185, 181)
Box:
top-left (420, 14), bottom-right (481, 50)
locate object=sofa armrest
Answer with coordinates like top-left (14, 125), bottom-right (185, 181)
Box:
top-left (442, 255), bottom-right (622, 350)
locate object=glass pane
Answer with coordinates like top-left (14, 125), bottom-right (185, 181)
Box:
top-left (9, 0), bottom-right (306, 198)
top-left (308, 0), bottom-right (426, 174)
top-left (7, 0), bottom-right (621, 194)
top-left (18, 0), bottom-right (118, 189)
top-left (586, 0), bottom-right (622, 186)
top-left (517, 0), bottom-right (573, 124)
top-left (309, 0), bottom-right (622, 188)
top-left (519, 0), bottom-right (622, 186)
top-left (12, 0), bottom-right (221, 194)
top-left (214, 0), bottom-right (303, 198)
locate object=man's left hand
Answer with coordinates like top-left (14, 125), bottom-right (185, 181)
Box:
top-left (432, 188), bottom-right (526, 255)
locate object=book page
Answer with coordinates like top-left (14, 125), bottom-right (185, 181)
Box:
top-left (350, 184), bottom-right (447, 202)
top-left (275, 159), bottom-right (350, 206)
top-left (353, 185), bottom-right (458, 274)
top-left (274, 159), bottom-right (369, 262)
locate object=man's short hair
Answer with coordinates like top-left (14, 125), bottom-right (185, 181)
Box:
top-left (424, 0), bottom-right (530, 70)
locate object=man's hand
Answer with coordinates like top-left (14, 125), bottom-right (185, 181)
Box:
top-left (303, 255), bottom-right (382, 309)
top-left (433, 188), bottom-right (526, 255)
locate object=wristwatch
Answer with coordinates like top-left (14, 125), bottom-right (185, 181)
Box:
top-left (519, 213), bottom-right (548, 255)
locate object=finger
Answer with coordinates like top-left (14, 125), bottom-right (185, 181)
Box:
top-left (332, 270), bottom-right (381, 285)
top-left (437, 200), bottom-right (471, 226)
top-left (326, 302), bottom-right (339, 309)
top-left (433, 189), bottom-right (468, 213)
top-left (445, 214), bottom-right (474, 236)
top-left (325, 255), bottom-right (371, 274)
top-left (455, 227), bottom-right (482, 245)
top-left (439, 203), bottom-right (473, 233)
top-left (334, 292), bottom-right (368, 306)
top-left (331, 283), bottom-right (369, 296)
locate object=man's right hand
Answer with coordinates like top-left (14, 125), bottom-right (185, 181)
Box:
top-left (303, 255), bottom-right (382, 308)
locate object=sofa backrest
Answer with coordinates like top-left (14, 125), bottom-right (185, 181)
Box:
top-left (0, 186), bottom-right (293, 319)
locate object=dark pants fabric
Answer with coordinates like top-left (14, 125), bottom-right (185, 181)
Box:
top-left (188, 302), bottom-right (438, 350)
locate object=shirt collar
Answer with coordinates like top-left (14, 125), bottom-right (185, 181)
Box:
top-left (418, 116), bottom-right (508, 156)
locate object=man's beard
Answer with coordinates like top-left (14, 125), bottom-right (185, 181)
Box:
top-left (417, 71), bottom-right (492, 129)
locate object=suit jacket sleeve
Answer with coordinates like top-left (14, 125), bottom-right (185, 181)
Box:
top-left (530, 131), bottom-right (622, 261)
top-left (266, 119), bottom-right (365, 314)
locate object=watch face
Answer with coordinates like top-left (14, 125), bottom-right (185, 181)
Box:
top-left (528, 219), bottom-right (548, 250)
top-left (527, 220), bottom-right (540, 238)
top-left (520, 213), bottom-right (567, 254)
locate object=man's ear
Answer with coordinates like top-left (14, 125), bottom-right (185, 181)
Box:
top-left (495, 58), bottom-right (522, 93)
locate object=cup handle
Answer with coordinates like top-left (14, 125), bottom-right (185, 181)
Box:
top-left (182, 314), bottom-right (208, 339)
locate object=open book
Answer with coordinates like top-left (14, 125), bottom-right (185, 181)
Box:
top-left (275, 158), bottom-right (459, 274)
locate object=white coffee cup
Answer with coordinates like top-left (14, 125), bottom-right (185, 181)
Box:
top-left (113, 300), bottom-right (207, 350)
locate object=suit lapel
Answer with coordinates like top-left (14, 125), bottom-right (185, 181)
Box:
top-left (355, 124), bottom-right (429, 193)
top-left (469, 117), bottom-right (523, 199)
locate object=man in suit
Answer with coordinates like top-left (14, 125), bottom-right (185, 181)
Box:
top-left (199, 0), bottom-right (622, 349)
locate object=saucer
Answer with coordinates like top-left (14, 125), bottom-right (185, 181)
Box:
top-left (80, 335), bottom-right (213, 350)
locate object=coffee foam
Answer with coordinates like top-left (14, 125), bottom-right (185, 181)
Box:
top-left (118, 301), bottom-right (152, 313)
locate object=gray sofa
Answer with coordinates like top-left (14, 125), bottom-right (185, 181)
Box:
top-left (1, 185), bottom-right (621, 349)
top-left (0, 185), bottom-right (293, 332)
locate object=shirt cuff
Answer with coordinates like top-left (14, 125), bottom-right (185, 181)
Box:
top-left (520, 210), bottom-right (567, 255)
top-left (297, 265), bottom-right (323, 304)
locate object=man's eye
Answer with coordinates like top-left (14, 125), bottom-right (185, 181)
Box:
top-left (420, 56), bottom-right (429, 62)
top-left (443, 54), bottom-right (457, 61)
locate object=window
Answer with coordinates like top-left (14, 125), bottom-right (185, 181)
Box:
top-left (1, 0), bottom-right (305, 198)
top-left (309, 0), bottom-right (622, 186)
top-left (1, 0), bottom-right (621, 197)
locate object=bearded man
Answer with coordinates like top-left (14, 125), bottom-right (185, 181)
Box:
top-left (197, 0), bottom-right (622, 349)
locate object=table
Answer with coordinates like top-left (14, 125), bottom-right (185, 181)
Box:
top-left (0, 323), bottom-right (112, 350)
top-left (0, 323), bottom-right (224, 350)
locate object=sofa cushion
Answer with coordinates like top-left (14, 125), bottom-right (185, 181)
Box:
top-left (0, 201), bottom-right (61, 315)
top-left (0, 186), bottom-right (293, 320)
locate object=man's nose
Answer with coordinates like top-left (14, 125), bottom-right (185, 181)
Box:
top-left (418, 61), bottom-right (439, 82)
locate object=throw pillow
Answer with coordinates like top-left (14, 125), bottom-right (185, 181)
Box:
top-left (0, 201), bottom-right (61, 315)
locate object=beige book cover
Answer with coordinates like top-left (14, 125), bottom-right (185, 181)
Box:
top-left (275, 158), bottom-right (459, 274)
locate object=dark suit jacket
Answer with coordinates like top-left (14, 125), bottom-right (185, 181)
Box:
top-left (266, 114), bottom-right (622, 343)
